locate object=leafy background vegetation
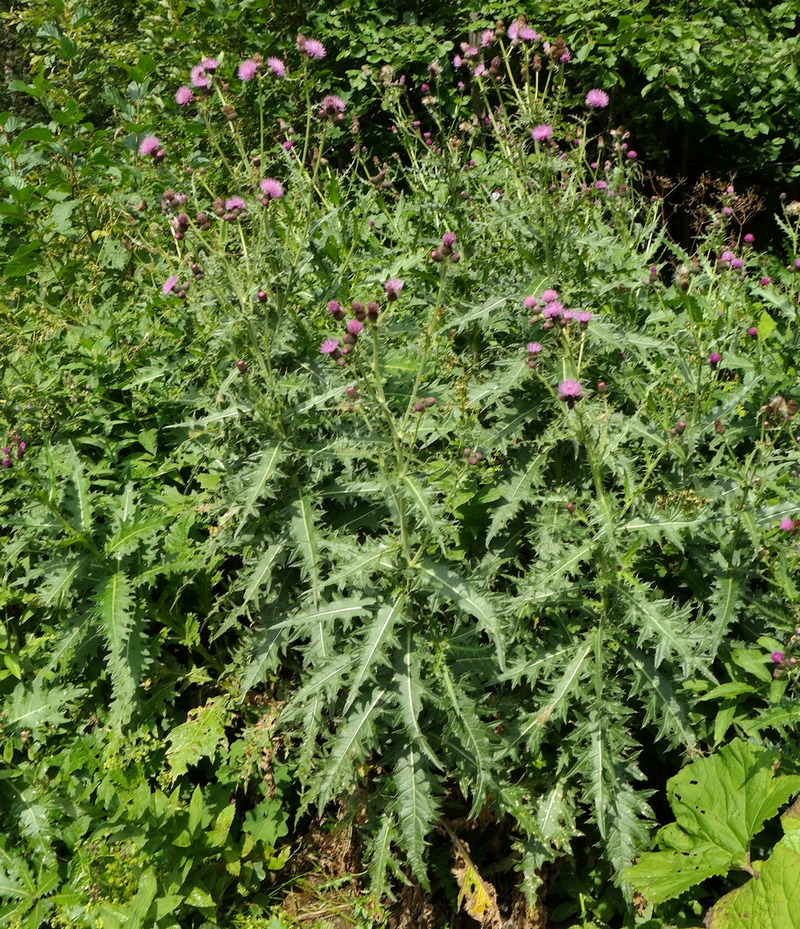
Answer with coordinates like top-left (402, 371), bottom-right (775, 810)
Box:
top-left (1, 2), bottom-right (799, 928)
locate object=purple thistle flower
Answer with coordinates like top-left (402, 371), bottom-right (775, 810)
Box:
top-left (346, 319), bottom-right (364, 335)
top-left (319, 338), bottom-right (340, 354)
top-left (139, 135), bottom-right (160, 156)
top-left (175, 86), bottom-right (194, 106)
top-left (526, 342), bottom-right (543, 354)
top-left (780, 518), bottom-right (794, 531)
top-left (162, 275), bottom-right (179, 295)
top-left (574, 311), bottom-right (593, 328)
top-left (481, 29), bottom-right (494, 47)
top-left (771, 651), bottom-right (785, 663)
top-left (541, 289), bottom-right (559, 303)
top-left (190, 64), bottom-right (211, 88)
top-left (585, 88), bottom-right (610, 108)
top-left (519, 25), bottom-right (540, 41)
top-left (302, 38), bottom-right (326, 59)
top-left (442, 232), bottom-right (457, 248)
top-left (267, 57), bottom-right (286, 78)
top-left (238, 59), bottom-right (259, 81)
top-left (730, 258), bottom-right (743, 269)
top-left (760, 277), bottom-right (771, 286)
top-left (319, 94), bottom-right (346, 119)
top-left (384, 279), bottom-right (404, 301)
top-left (744, 233), bottom-right (755, 243)
top-left (259, 177), bottom-right (284, 199)
top-left (720, 250), bottom-right (735, 263)
top-left (558, 379), bottom-right (584, 405)
top-left (201, 57), bottom-right (219, 70)
top-left (708, 352), bottom-right (721, 369)
top-left (523, 296), bottom-right (538, 309)
top-left (531, 124), bottom-right (553, 142)
top-left (507, 21), bottom-right (519, 40)
top-left (748, 327), bottom-right (758, 338)
top-left (626, 150), bottom-right (637, 159)
top-left (542, 301), bottom-right (564, 319)
top-left (594, 180), bottom-right (608, 190)
top-left (453, 54), bottom-right (463, 69)
top-left (225, 196), bottom-right (245, 211)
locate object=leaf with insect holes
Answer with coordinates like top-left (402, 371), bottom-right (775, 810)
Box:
top-left (625, 739), bottom-right (800, 903)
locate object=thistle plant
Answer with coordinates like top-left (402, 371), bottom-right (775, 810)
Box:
top-left (1, 12), bottom-right (799, 929)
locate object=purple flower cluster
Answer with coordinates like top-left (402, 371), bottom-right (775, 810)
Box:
top-left (719, 250), bottom-right (744, 270)
top-left (224, 196), bottom-right (247, 219)
top-left (191, 57), bottom-right (219, 88)
top-left (413, 396), bottom-right (437, 413)
top-left (1, 434), bottom-right (25, 468)
top-left (525, 289), bottom-right (593, 330)
top-left (267, 57), bottom-right (286, 78)
top-left (318, 94), bottom-right (346, 121)
top-left (531, 124), bottom-right (553, 142)
top-left (430, 232), bottom-right (461, 263)
top-left (320, 293), bottom-right (388, 365)
top-left (162, 275), bottom-right (191, 299)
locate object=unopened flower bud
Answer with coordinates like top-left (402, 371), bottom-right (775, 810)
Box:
top-left (235, 360), bottom-right (249, 374)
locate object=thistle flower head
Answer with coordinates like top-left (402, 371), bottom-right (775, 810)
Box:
top-left (139, 135), bottom-right (161, 156)
top-left (301, 37), bottom-right (326, 59)
top-left (531, 124), bottom-right (553, 142)
top-left (267, 57), bottom-right (286, 78)
top-left (190, 64), bottom-right (211, 87)
top-left (259, 177), bottom-right (284, 199)
top-left (585, 88), bottom-right (610, 108)
top-left (319, 94), bottom-right (346, 119)
top-left (238, 58), bottom-right (259, 81)
top-left (558, 379), bottom-right (584, 406)
top-left (384, 279), bottom-right (404, 301)
top-left (175, 86), bottom-right (194, 106)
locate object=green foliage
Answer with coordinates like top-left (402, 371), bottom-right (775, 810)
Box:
top-left (706, 801), bottom-right (800, 929)
top-left (1, 6), bottom-right (800, 929)
top-left (625, 739), bottom-right (800, 905)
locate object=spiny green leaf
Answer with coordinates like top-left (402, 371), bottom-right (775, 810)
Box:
top-left (314, 688), bottom-right (386, 808)
top-left (392, 748), bottom-right (439, 887)
top-left (93, 572), bottom-right (140, 719)
top-left (418, 560), bottom-right (504, 668)
top-left (234, 443), bottom-right (285, 537)
top-left (343, 597), bottom-right (406, 713)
